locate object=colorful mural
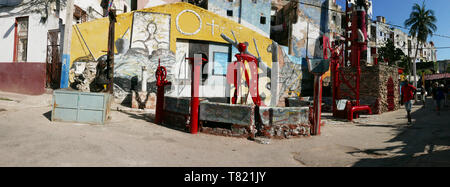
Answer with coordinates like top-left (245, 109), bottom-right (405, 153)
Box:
top-left (68, 2), bottom-right (311, 106)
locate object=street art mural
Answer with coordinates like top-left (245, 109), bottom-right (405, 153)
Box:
top-left (113, 11), bottom-right (175, 99)
top-left (277, 46), bottom-right (305, 101)
top-left (68, 2), bottom-right (313, 107)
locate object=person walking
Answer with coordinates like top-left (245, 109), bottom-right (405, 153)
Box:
top-left (435, 84), bottom-right (445, 115)
top-left (431, 82), bottom-right (438, 111)
top-left (421, 85), bottom-right (427, 106)
top-left (401, 81), bottom-right (416, 125)
top-left (444, 83), bottom-right (449, 107)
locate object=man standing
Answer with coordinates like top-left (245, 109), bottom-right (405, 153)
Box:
top-left (401, 81), bottom-right (417, 125)
top-left (435, 84), bottom-right (445, 115)
top-left (421, 85), bottom-right (427, 106)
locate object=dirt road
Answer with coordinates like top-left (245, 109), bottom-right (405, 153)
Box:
top-left (0, 91), bottom-right (449, 167)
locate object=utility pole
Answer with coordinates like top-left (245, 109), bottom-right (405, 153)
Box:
top-left (103, 0), bottom-right (117, 94)
top-left (107, 8), bottom-right (116, 94)
top-left (60, 0), bottom-right (75, 88)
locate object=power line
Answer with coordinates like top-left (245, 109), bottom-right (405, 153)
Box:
top-left (380, 22), bottom-right (450, 39)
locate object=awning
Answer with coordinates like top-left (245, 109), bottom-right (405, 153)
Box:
top-left (425, 73), bottom-right (450, 81)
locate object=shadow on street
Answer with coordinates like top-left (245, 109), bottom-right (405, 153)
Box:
top-left (351, 97), bottom-right (450, 167)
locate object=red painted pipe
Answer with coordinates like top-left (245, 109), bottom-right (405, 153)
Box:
top-left (155, 59), bottom-right (171, 125)
top-left (311, 75), bottom-right (323, 135)
top-left (348, 105), bottom-right (372, 121)
top-left (186, 57), bottom-right (206, 134)
top-left (155, 84), bottom-right (165, 124)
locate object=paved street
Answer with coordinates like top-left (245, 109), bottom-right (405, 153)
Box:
top-left (0, 91), bottom-right (449, 167)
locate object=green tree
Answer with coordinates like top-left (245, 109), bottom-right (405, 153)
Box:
top-left (404, 1), bottom-right (437, 100)
top-left (398, 56), bottom-right (411, 74)
top-left (378, 40), bottom-right (406, 66)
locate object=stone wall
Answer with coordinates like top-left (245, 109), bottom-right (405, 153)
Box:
top-left (161, 97), bottom-right (311, 139)
top-left (338, 64), bottom-right (399, 114)
top-left (257, 107), bottom-right (310, 139)
top-left (377, 65), bottom-right (400, 113)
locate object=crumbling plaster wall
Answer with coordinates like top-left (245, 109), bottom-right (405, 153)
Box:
top-left (290, 0), bottom-right (343, 59)
top-left (208, 0), bottom-right (272, 37)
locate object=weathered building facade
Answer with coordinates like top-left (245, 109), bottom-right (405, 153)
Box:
top-left (139, 0), bottom-right (272, 37)
top-left (368, 16), bottom-right (437, 65)
top-left (0, 0), bottom-right (131, 94)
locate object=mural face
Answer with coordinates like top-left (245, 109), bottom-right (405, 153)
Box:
top-left (131, 12), bottom-right (171, 56)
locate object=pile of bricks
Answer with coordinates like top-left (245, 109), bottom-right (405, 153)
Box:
top-left (259, 124), bottom-right (310, 139)
top-left (200, 124), bottom-right (252, 138)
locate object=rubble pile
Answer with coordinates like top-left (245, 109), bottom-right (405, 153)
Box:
top-left (70, 61), bottom-right (98, 92)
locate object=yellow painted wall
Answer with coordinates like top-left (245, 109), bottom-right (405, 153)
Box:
top-left (70, 12), bottom-right (133, 66)
top-left (71, 3), bottom-right (273, 67)
top-left (138, 2), bottom-right (274, 68)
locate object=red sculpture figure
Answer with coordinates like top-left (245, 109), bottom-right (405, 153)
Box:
top-left (227, 43), bottom-right (263, 106)
top-left (328, 1), bottom-right (372, 121)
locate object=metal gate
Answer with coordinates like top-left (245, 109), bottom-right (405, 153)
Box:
top-left (46, 30), bottom-right (61, 89)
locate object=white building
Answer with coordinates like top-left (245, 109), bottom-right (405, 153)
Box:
top-left (368, 16), bottom-right (436, 65)
top-left (0, 0), bottom-right (130, 93)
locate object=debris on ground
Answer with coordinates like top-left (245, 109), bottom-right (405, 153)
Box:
top-left (0, 97), bottom-right (13, 101)
top-left (253, 137), bottom-right (271, 144)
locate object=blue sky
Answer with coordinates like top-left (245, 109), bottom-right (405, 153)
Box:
top-left (336, 0), bottom-right (450, 60)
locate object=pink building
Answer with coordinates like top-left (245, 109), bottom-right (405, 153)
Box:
top-left (136, 0), bottom-right (182, 10)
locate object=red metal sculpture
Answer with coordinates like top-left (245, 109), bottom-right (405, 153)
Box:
top-left (326, 1), bottom-right (372, 121)
top-left (306, 57), bottom-right (330, 135)
top-left (227, 43), bottom-right (263, 106)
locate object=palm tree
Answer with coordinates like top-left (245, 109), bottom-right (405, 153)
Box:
top-left (404, 1), bottom-right (437, 100)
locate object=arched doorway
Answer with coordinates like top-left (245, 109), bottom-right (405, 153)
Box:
top-left (387, 77), bottom-right (395, 111)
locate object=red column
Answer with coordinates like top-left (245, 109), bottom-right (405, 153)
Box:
top-left (155, 84), bottom-right (165, 124)
top-left (311, 74), bottom-right (323, 135)
top-left (155, 60), bottom-right (170, 125)
top-left (187, 56), bottom-right (204, 134)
